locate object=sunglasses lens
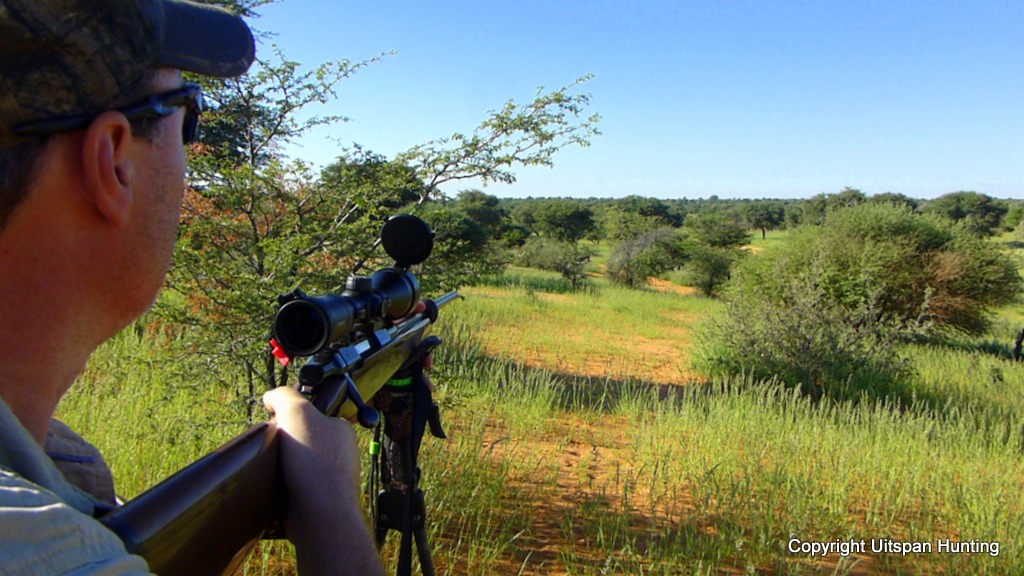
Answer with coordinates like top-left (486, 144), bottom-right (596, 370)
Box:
top-left (182, 107), bottom-right (199, 144)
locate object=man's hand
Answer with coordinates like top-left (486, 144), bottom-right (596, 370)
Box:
top-left (263, 387), bottom-right (384, 576)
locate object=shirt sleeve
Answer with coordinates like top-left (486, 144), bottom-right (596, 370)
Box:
top-left (0, 469), bottom-right (152, 576)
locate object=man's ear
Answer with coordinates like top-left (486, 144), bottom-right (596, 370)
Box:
top-left (81, 112), bottom-right (136, 228)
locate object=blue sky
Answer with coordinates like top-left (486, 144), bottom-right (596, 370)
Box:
top-left (255, 0), bottom-right (1024, 200)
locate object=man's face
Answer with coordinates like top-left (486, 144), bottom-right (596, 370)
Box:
top-left (116, 68), bottom-right (189, 319)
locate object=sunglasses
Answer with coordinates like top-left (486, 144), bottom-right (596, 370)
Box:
top-left (12, 83), bottom-right (204, 145)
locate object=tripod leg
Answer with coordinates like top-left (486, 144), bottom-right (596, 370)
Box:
top-left (414, 525), bottom-right (435, 576)
top-left (398, 528), bottom-right (413, 576)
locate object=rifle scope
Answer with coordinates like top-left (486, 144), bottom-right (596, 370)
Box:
top-left (272, 214), bottom-right (435, 358)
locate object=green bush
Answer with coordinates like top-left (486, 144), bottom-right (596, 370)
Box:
top-left (683, 244), bottom-right (735, 297)
top-left (513, 237), bottom-right (594, 290)
top-left (418, 204), bottom-right (508, 292)
top-left (683, 211), bottom-right (750, 248)
top-left (605, 228), bottom-right (685, 288)
top-left (698, 202), bottom-right (1022, 397)
top-left (736, 203), bottom-right (1021, 337)
top-left (923, 191), bottom-right (1008, 237)
top-left (698, 264), bottom-right (911, 399)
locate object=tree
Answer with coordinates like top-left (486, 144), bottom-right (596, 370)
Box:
top-left (498, 223), bottom-right (531, 248)
top-left (616, 196), bottom-right (678, 226)
top-left (741, 201), bottom-right (785, 240)
top-left (797, 188), bottom-right (867, 227)
top-left (415, 202), bottom-right (506, 292)
top-left (869, 192), bottom-right (919, 212)
top-left (800, 194), bottom-right (830, 226)
top-left (924, 191), bottom-right (1008, 237)
top-left (531, 199), bottom-right (596, 243)
top-left (606, 228), bottom-right (686, 288)
top-left (160, 16), bottom-right (601, 415)
top-left (319, 147), bottom-right (426, 214)
top-left (508, 200), bottom-right (539, 231)
top-left (398, 75), bottom-right (600, 194)
top-left (515, 237), bottom-right (594, 290)
top-left (832, 187), bottom-right (867, 208)
top-left (684, 244), bottom-right (736, 297)
top-left (601, 207), bottom-right (660, 242)
top-left (1005, 202), bottom-right (1024, 232)
top-left (165, 47), bottom-right (380, 418)
top-left (451, 189), bottom-right (506, 239)
top-left (684, 211), bottom-right (750, 248)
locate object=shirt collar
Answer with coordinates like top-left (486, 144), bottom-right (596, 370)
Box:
top-left (0, 395), bottom-right (97, 515)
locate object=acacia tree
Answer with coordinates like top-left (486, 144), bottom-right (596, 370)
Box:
top-left (450, 190), bottom-right (506, 239)
top-left (163, 48), bottom-right (384, 418)
top-left (600, 208), bottom-right (660, 242)
top-left (924, 191), bottom-right (1008, 237)
top-left (600, 196), bottom-right (677, 242)
top-left (530, 199), bottom-right (597, 243)
top-left (741, 201), bottom-right (785, 240)
top-left (398, 74), bottom-right (600, 194)
top-left (514, 237), bottom-right (595, 290)
top-left (606, 228), bottom-right (686, 288)
top-left (684, 211), bottom-right (750, 248)
top-left (159, 13), bottom-right (600, 417)
top-left (678, 211), bottom-right (750, 297)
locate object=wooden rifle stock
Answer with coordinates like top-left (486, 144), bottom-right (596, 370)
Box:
top-left (99, 291), bottom-right (458, 575)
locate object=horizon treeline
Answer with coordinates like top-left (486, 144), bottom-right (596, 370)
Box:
top-left (493, 188), bottom-right (1023, 239)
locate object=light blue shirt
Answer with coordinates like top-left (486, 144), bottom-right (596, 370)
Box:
top-left (0, 397), bottom-right (150, 575)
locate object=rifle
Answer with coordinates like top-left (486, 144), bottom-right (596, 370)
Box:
top-left (99, 215), bottom-right (457, 575)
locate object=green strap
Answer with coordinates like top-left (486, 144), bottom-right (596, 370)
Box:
top-left (386, 376), bottom-right (414, 388)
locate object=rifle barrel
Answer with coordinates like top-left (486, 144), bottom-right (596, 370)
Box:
top-left (432, 290), bottom-right (460, 309)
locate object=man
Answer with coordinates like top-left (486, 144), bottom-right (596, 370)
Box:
top-left (0, 1), bottom-right (384, 574)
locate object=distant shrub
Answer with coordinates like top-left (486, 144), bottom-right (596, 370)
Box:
top-left (698, 264), bottom-right (910, 398)
top-left (683, 211), bottom-right (751, 248)
top-left (698, 202), bottom-right (1022, 397)
top-left (606, 228), bottom-right (685, 288)
top-left (736, 203), bottom-right (1021, 337)
top-left (683, 244), bottom-right (735, 297)
top-left (514, 237), bottom-right (594, 290)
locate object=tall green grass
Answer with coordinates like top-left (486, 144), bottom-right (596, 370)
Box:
top-left (55, 255), bottom-right (1024, 575)
top-left (56, 325), bottom-right (248, 494)
top-left (427, 310), bottom-right (1024, 575)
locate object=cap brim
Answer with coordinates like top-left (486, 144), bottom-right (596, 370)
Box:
top-left (157, 0), bottom-right (255, 78)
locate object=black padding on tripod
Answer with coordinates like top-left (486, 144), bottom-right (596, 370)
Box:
top-left (374, 361), bottom-right (439, 576)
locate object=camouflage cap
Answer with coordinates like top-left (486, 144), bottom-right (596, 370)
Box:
top-left (0, 0), bottom-right (255, 149)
